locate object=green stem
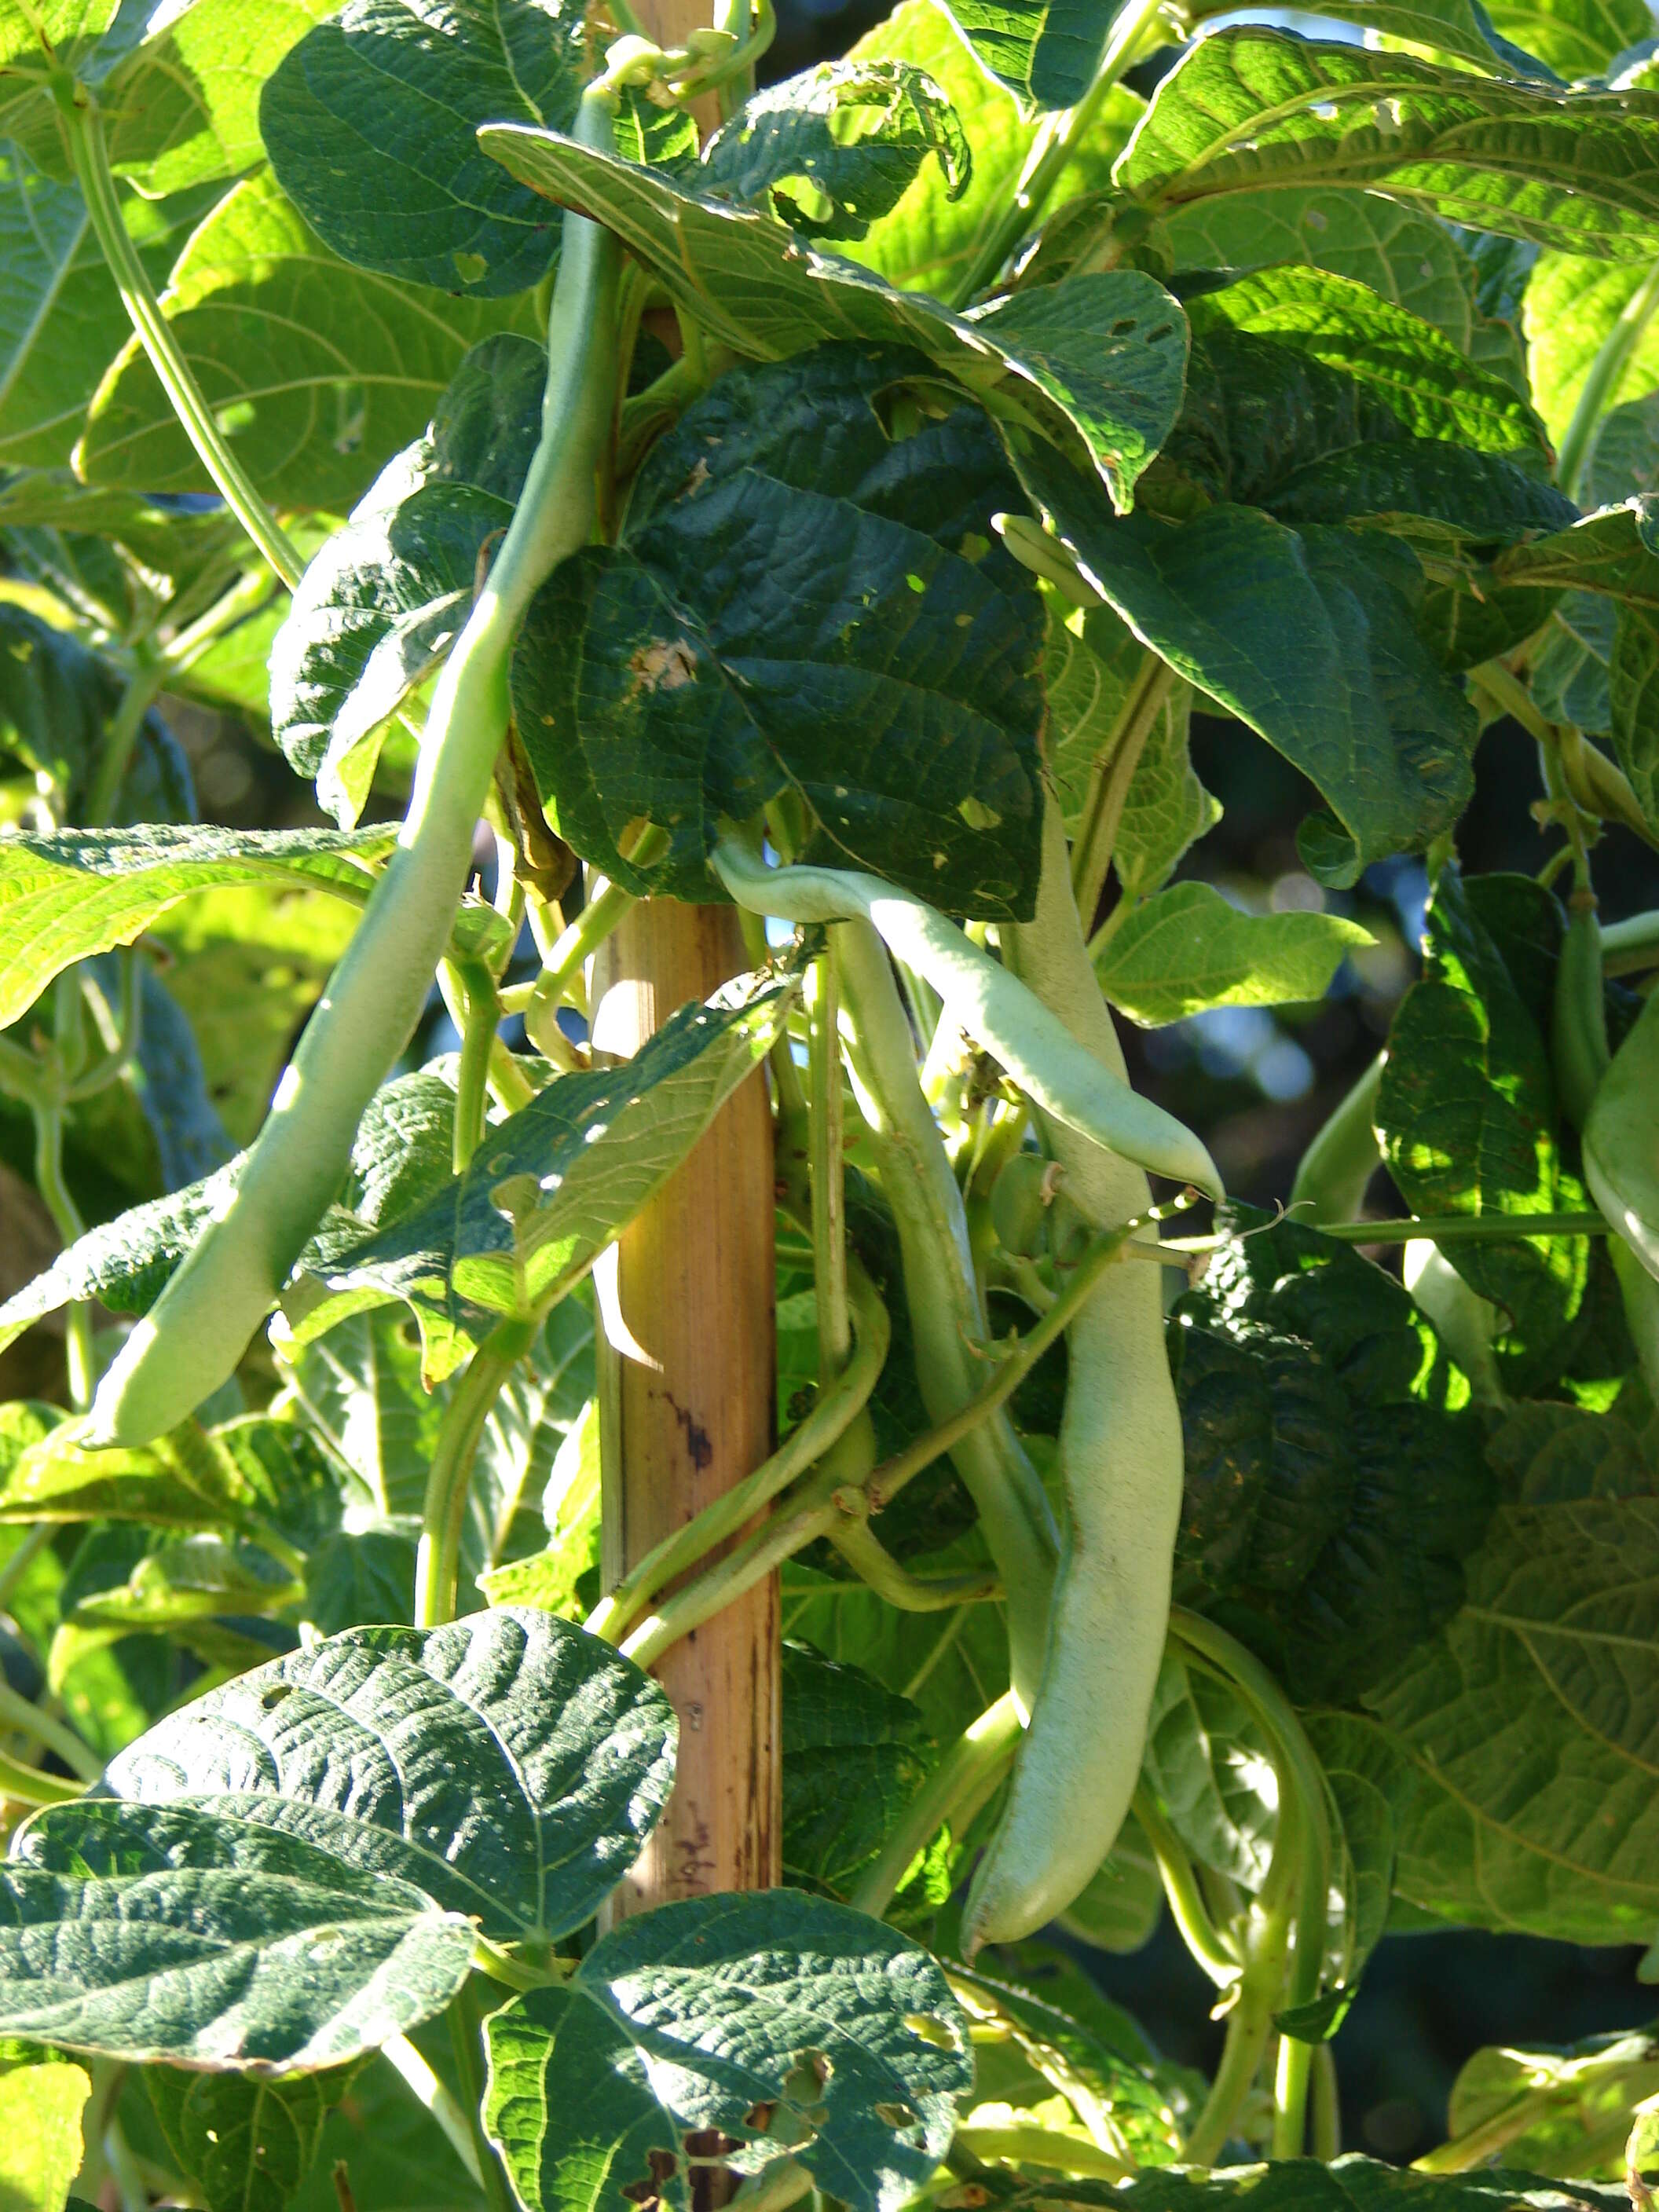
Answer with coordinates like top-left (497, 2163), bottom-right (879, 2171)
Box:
top-left (1288, 1055), bottom-right (1383, 1227)
top-left (69, 948), bottom-right (144, 1101)
top-left (585, 1260), bottom-right (890, 1644)
top-left (833, 914), bottom-right (1059, 1702)
top-left (1182, 1906), bottom-right (1292, 2167)
top-left (0, 1748), bottom-right (84, 1805)
top-left (1171, 1610), bottom-right (1331, 2144)
top-left (64, 95), bottom-right (303, 589)
top-left (446, 1983), bottom-right (516, 2212)
top-left (1603, 908), bottom-right (1659, 975)
top-left (380, 2034), bottom-right (486, 2191)
top-left (0, 1522), bottom-right (53, 1611)
top-left (863, 1202), bottom-right (1174, 1510)
top-left (1273, 2031), bottom-right (1315, 2159)
top-left (1557, 256), bottom-right (1659, 500)
top-left (1133, 1785), bottom-right (1241, 1989)
top-left (1312, 2043), bottom-right (1342, 2163)
top-left (452, 960), bottom-right (500, 1173)
top-left (949, 0), bottom-right (1169, 306)
top-left (952, 2126), bottom-right (1135, 2181)
top-left (32, 1100), bottom-right (96, 1412)
top-left (850, 1690), bottom-right (1022, 1918)
top-left (0, 1679), bottom-right (101, 1782)
top-left (1072, 654), bottom-right (1175, 926)
top-left (86, 652), bottom-right (168, 825)
top-left (826, 1515), bottom-right (1001, 1610)
top-left (416, 1320), bottom-right (537, 1628)
top-left (810, 943), bottom-right (850, 1382)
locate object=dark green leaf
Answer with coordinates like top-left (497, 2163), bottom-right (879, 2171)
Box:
top-left (0, 1802), bottom-right (476, 2070)
top-left (269, 331), bottom-right (544, 817)
top-left (934, 0), bottom-right (1116, 113)
top-left (1169, 1206), bottom-right (1495, 1699)
top-left (262, 0), bottom-right (588, 295)
top-left (145, 2063), bottom-right (353, 2212)
top-left (101, 1608), bottom-right (676, 1943)
top-left (479, 123), bottom-right (1188, 508)
top-left (1379, 866), bottom-right (1595, 1387)
top-left (484, 1891), bottom-right (970, 2212)
top-left (1341, 1492), bottom-right (1659, 1941)
top-left (1164, 190), bottom-right (1481, 350)
top-left (513, 346), bottom-right (1046, 916)
top-left (782, 1641), bottom-right (932, 1897)
top-left (1022, 446), bottom-right (1479, 870)
top-left (1184, 265), bottom-right (1549, 465)
top-left (691, 60), bottom-right (969, 240)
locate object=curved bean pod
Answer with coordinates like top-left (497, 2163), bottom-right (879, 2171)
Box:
top-left (1585, 984), bottom-right (1659, 1284)
top-left (89, 93), bottom-right (624, 1445)
top-left (963, 797), bottom-right (1185, 1952)
top-left (1552, 892), bottom-right (1610, 1134)
top-left (710, 837), bottom-right (1222, 1199)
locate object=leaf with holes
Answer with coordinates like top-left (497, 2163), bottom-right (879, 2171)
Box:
top-left (480, 123), bottom-right (1188, 511)
top-left (512, 346), bottom-right (1047, 916)
top-left (689, 59), bottom-right (970, 242)
top-left (1020, 444), bottom-right (1479, 877)
top-left (484, 1891), bottom-right (971, 2212)
top-left (288, 972), bottom-right (797, 1372)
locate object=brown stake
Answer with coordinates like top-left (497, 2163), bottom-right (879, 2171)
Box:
top-left (592, 898), bottom-right (781, 1916)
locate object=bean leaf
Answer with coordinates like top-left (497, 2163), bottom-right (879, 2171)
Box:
top-left (484, 1890), bottom-right (970, 2212)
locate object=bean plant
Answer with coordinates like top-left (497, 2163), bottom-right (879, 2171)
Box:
top-left (2, 0), bottom-right (1659, 2197)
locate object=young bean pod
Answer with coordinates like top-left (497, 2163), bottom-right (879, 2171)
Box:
top-left (1289, 1055), bottom-right (1382, 1226)
top-left (1552, 892), bottom-right (1611, 1133)
top-left (963, 799), bottom-right (1185, 1953)
top-left (87, 93), bottom-right (624, 1445)
top-left (1584, 984), bottom-right (1659, 1284)
top-left (1403, 1240), bottom-right (1504, 1404)
top-left (711, 834), bottom-right (1222, 1199)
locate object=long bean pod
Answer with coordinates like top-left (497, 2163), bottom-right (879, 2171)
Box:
top-left (963, 797), bottom-right (1185, 1951)
top-left (87, 93), bottom-right (624, 1445)
top-left (710, 836), bottom-right (1221, 1198)
top-left (1585, 985), bottom-right (1659, 1284)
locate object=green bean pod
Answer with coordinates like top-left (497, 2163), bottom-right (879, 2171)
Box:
top-left (711, 836), bottom-right (1222, 1199)
top-left (1552, 892), bottom-right (1610, 1133)
top-left (1584, 983), bottom-right (1659, 1284)
top-left (963, 798), bottom-right (1185, 1952)
top-left (87, 93), bottom-right (624, 1446)
top-left (834, 917), bottom-right (1059, 1712)
top-left (1403, 1240), bottom-right (1504, 1404)
top-left (1289, 1055), bottom-right (1382, 1226)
